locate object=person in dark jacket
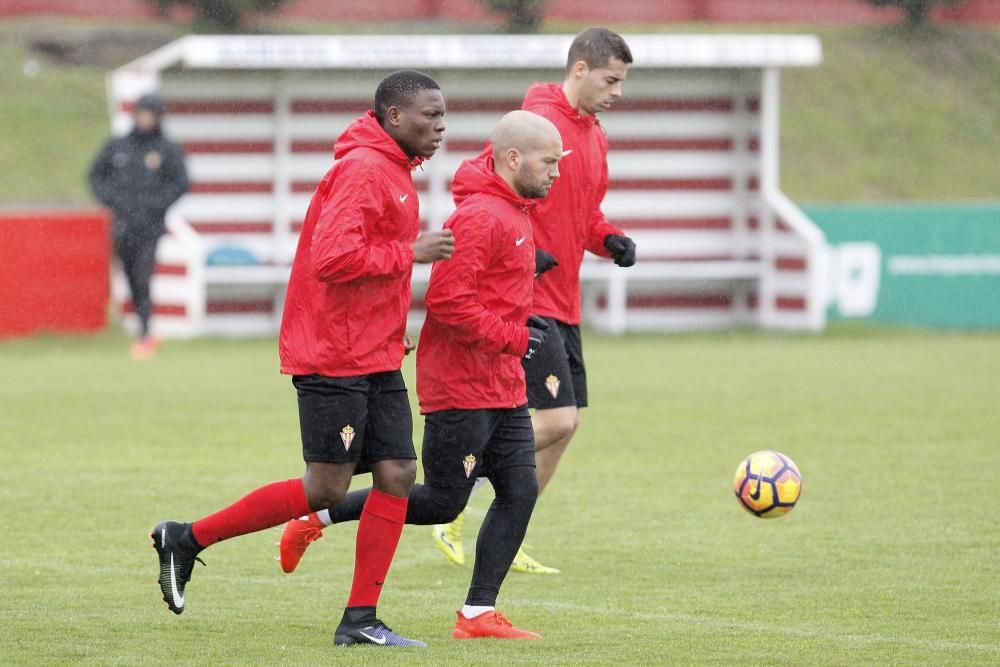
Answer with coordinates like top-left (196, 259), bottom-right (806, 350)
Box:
top-left (88, 93), bottom-right (189, 359)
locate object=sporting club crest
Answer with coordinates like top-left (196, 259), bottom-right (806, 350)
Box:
top-left (143, 150), bottom-right (162, 171)
top-left (545, 374), bottom-right (560, 398)
top-left (463, 454), bottom-right (477, 479)
top-left (340, 424), bottom-right (355, 451)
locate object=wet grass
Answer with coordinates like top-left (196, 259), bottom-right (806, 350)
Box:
top-left (1, 326), bottom-right (998, 664)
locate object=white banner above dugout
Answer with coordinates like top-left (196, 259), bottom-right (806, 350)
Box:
top-left (127, 34), bottom-right (822, 72)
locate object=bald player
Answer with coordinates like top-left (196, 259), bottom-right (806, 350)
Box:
top-left (278, 110), bottom-right (563, 640)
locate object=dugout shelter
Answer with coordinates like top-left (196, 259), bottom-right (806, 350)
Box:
top-left (106, 34), bottom-right (826, 336)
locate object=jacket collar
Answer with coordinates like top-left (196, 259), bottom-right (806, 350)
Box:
top-left (334, 111), bottom-right (425, 170)
top-left (524, 83), bottom-right (598, 129)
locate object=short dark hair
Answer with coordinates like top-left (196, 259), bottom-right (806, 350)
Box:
top-left (373, 70), bottom-right (441, 123)
top-left (566, 28), bottom-right (633, 71)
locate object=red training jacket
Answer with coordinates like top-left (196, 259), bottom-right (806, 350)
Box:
top-left (416, 153), bottom-right (535, 413)
top-left (522, 83), bottom-right (623, 325)
top-left (279, 111), bottom-right (421, 377)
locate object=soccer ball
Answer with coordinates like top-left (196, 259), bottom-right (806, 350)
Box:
top-left (732, 450), bottom-right (801, 518)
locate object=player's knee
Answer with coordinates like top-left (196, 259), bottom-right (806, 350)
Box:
top-left (440, 504), bottom-right (466, 523)
top-left (443, 485), bottom-right (475, 521)
top-left (302, 463), bottom-right (352, 509)
top-left (425, 484), bottom-right (471, 523)
top-left (373, 459), bottom-right (417, 496)
top-left (305, 483), bottom-right (346, 511)
top-left (496, 468), bottom-right (538, 512)
top-left (550, 415), bottom-right (578, 443)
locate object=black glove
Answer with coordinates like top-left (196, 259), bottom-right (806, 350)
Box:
top-left (535, 248), bottom-right (559, 277)
top-left (524, 315), bottom-right (550, 361)
top-left (604, 234), bottom-right (637, 267)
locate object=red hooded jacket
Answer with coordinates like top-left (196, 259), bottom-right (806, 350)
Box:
top-left (416, 154), bottom-right (535, 413)
top-left (279, 112), bottom-right (420, 377)
top-left (522, 83), bottom-right (624, 324)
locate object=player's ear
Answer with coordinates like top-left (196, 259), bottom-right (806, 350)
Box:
top-left (505, 147), bottom-right (521, 171)
top-left (386, 106), bottom-right (402, 128)
top-left (569, 60), bottom-right (589, 80)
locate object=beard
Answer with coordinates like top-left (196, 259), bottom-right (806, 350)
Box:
top-left (514, 168), bottom-right (550, 199)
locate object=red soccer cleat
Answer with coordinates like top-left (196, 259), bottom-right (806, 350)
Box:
top-left (452, 610), bottom-right (541, 640)
top-left (130, 335), bottom-right (161, 361)
top-left (278, 513), bottom-right (325, 573)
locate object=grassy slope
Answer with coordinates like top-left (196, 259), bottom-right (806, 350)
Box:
top-left (1, 329), bottom-right (998, 665)
top-left (0, 20), bottom-right (179, 206)
top-left (0, 18), bottom-right (997, 204)
top-left (780, 25), bottom-right (1000, 201)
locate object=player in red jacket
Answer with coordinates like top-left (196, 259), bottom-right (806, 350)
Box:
top-left (278, 110), bottom-right (564, 640)
top-left (432, 28), bottom-right (637, 574)
top-left (149, 70), bottom-right (454, 648)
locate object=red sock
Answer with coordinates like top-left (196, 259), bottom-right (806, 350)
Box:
top-left (347, 489), bottom-right (408, 608)
top-left (191, 478), bottom-right (310, 547)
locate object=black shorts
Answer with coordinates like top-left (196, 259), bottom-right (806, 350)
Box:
top-left (421, 406), bottom-right (535, 489)
top-left (293, 371), bottom-right (416, 470)
top-left (522, 317), bottom-right (588, 409)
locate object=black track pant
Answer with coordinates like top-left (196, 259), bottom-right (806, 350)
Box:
top-left (114, 232), bottom-right (160, 337)
top-left (327, 466), bottom-right (538, 607)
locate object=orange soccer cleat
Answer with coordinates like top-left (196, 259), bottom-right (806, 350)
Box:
top-left (452, 610), bottom-right (541, 640)
top-left (278, 513), bottom-right (325, 573)
top-left (130, 335), bottom-right (161, 361)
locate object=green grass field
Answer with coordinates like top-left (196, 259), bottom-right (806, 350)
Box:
top-left (2, 328), bottom-right (998, 665)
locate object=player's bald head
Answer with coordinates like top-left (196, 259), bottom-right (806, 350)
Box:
top-left (490, 110), bottom-right (563, 199)
top-left (490, 110), bottom-right (561, 161)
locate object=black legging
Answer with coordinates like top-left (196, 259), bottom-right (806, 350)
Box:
top-left (326, 465), bottom-right (538, 607)
top-left (114, 231), bottom-right (160, 337)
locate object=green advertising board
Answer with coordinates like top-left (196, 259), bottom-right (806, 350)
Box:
top-left (804, 204), bottom-right (1000, 329)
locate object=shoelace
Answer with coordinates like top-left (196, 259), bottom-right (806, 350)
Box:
top-left (299, 526), bottom-right (323, 543)
top-left (492, 612), bottom-right (513, 628)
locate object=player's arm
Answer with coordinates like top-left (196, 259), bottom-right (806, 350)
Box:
top-left (311, 165), bottom-right (415, 283)
top-left (148, 143), bottom-right (190, 210)
top-left (584, 157), bottom-right (636, 267)
top-left (424, 212), bottom-right (528, 356)
top-left (87, 139), bottom-right (119, 209)
top-left (583, 156), bottom-right (622, 256)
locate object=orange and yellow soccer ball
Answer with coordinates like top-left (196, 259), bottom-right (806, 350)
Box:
top-left (732, 450), bottom-right (801, 518)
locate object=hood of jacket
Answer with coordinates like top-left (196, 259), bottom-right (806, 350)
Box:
top-left (523, 83), bottom-right (598, 129)
top-left (333, 111), bottom-right (423, 169)
top-left (450, 152), bottom-right (537, 211)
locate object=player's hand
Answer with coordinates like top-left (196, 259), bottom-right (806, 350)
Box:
top-left (524, 315), bottom-right (550, 361)
top-left (604, 234), bottom-right (636, 267)
top-left (412, 229), bottom-right (455, 263)
top-left (535, 248), bottom-right (559, 277)
top-left (403, 333), bottom-right (416, 355)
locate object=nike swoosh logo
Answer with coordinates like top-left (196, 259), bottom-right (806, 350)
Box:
top-left (168, 550), bottom-right (184, 609)
top-left (358, 630), bottom-right (386, 645)
top-left (749, 469), bottom-right (765, 501)
top-left (562, 149), bottom-right (573, 157)
top-left (515, 236), bottom-right (527, 246)
top-left (399, 194), bottom-right (408, 203)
